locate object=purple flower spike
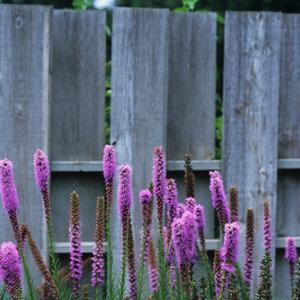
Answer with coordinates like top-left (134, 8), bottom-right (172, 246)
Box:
top-left (263, 200), bottom-right (272, 254)
top-left (209, 171), bottom-right (230, 229)
top-left (285, 237), bottom-right (297, 264)
top-left (139, 189), bottom-right (152, 205)
top-left (118, 165), bottom-right (133, 217)
top-left (176, 203), bottom-right (185, 218)
top-left (102, 145), bottom-right (117, 182)
top-left (0, 241), bottom-right (22, 298)
top-left (33, 149), bottom-right (49, 192)
top-left (185, 197), bottom-right (196, 212)
top-left (166, 179), bottom-right (178, 206)
top-left (221, 222), bottom-right (240, 273)
top-left (0, 159), bottom-right (19, 213)
top-left (194, 204), bottom-right (205, 231)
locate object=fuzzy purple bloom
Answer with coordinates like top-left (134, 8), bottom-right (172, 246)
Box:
top-left (139, 189), bottom-right (152, 205)
top-left (185, 197), bottom-right (196, 212)
top-left (285, 237), bottom-right (297, 264)
top-left (209, 171), bottom-right (230, 228)
top-left (102, 145), bottom-right (117, 182)
top-left (221, 222), bottom-right (240, 273)
top-left (33, 149), bottom-right (49, 192)
top-left (0, 159), bottom-right (20, 213)
top-left (194, 204), bottom-right (205, 231)
top-left (263, 200), bottom-right (272, 254)
top-left (176, 203), bottom-right (186, 218)
top-left (118, 165), bottom-right (133, 217)
top-left (165, 179), bottom-right (178, 206)
top-left (0, 241), bottom-right (22, 298)
top-left (172, 211), bottom-right (197, 266)
top-left (152, 146), bottom-right (166, 198)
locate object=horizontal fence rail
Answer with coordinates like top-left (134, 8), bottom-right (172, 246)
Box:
top-left (0, 5), bottom-right (300, 298)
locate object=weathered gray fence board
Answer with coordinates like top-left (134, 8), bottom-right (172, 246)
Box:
top-left (51, 10), bottom-right (106, 161)
top-left (167, 12), bottom-right (216, 238)
top-left (52, 173), bottom-right (103, 242)
top-left (276, 14), bottom-right (300, 299)
top-left (223, 11), bottom-right (281, 293)
top-left (111, 7), bottom-right (169, 270)
top-left (0, 4), bottom-right (51, 284)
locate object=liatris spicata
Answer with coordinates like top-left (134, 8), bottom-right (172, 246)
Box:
top-left (102, 144), bottom-right (116, 230)
top-left (176, 203), bottom-right (185, 218)
top-left (118, 165), bottom-right (133, 299)
top-left (69, 191), bottom-right (82, 299)
top-left (257, 200), bottom-right (272, 300)
top-left (229, 186), bottom-right (238, 223)
top-left (0, 159), bottom-right (21, 246)
top-left (91, 197), bottom-right (105, 287)
top-left (209, 171), bottom-right (230, 229)
top-left (152, 146), bottom-right (166, 235)
top-left (243, 208), bottom-right (254, 292)
top-left (285, 237), bottom-right (297, 291)
top-left (20, 224), bottom-right (58, 298)
top-left (213, 250), bottom-right (222, 297)
top-left (166, 179), bottom-right (178, 245)
top-left (0, 241), bottom-right (22, 300)
top-left (148, 238), bottom-right (159, 294)
top-left (185, 196), bottom-right (196, 213)
top-left (194, 204), bottom-right (206, 251)
top-left (140, 189), bottom-right (153, 263)
top-left (221, 222), bottom-right (240, 274)
top-left (184, 154), bottom-right (195, 198)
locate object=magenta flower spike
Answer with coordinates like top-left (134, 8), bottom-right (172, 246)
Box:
top-left (0, 159), bottom-right (19, 213)
top-left (102, 145), bottom-right (117, 183)
top-left (166, 179), bottom-right (178, 245)
top-left (263, 200), bottom-right (272, 254)
top-left (220, 222), bottom-right (240, 273)
top-left (0, 241), bottom-right (22, 299)
top-left (118, 165), bottom-right (133, 218)
top-left (185, 197), bottom-right (196, 213)
top-left (194, 204), bottom-right (205, 231)
top-left (33, 149), bottom-right (49, 192)
top-left (153, 146), bottom-right (166, 235)
top-left (176, 203), bottom-right (185, 218)
top-left (139, 189), bottom-right (152, 206)
top-left (285, 237), bottom-right (297, 264)
top-left (209, 171), bottom-right (230, 229)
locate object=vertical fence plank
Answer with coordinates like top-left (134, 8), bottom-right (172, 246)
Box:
top-left (223, 12), bottom-right (281, 293)
top-left (276, 14), bottom-right (300, 299)
top-left (167, 12), bottom-right (216, 238)
top-left (111, 7), bottom-right (169, 270)
top-left (0, 5), bottom-right (51, 284)
top-left (51, 10), bottom-right (106, 242)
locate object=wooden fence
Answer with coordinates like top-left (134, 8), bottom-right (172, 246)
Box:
top-left (0, 5), bottom-right (299, 298)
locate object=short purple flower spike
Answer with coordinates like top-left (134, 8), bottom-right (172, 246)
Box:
top-left (176, 203), bottom-right (186, 218)
top-left (185, 197), bottom-right (196, 213)
top-left (194, 204), bottom-right (205, 231)
top-left (0, 159), bottom-right (19, 212)
top-left (209, 171), bottom-right (230, 229)
top-left (152, 146), bottom-right (166, 199)
top-left (263, 200), bottom-right (272, 254)
top-left (0, 241), bottom-right (22, 297)
top-left (118, 165), bottom-right (133, 216)
top-left (285, 237), bottom-right (297, 264)
top-left (166, 179), bottom-right (178, 206)
top-left (139, 189), bottom-right (152, 205)
top-left (33, 149), bottom-right (49, 192)
top-left (102, 145), bottom-right (117, 182)
top-left (221, 222), bottom-right (240, 273)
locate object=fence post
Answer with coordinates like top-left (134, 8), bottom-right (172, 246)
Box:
top-left (222, 12), bottom-right (281, 294)
top-left (111, 7), bottom-right (169, 272)
top-left (0, 4), bottom-right (52, 284)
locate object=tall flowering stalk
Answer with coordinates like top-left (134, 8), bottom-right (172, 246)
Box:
top-left (194, 204), bottom-right (206, 251)
top-left (285, 237), bottom-right (297, 292)
top-left (243, 208), bottom-right (254, 292)
top-left (209, 171), bottom-right (230, 230)
top-left (184, 154), bottom-right (195, 198)
top-left (118, 165), bottom-right (133, 300)
top-left (185, 196), bottom-right (196, 213)
top-left (220, 222), bottom-right (240, 297)
top-left (229, 186), bottom-right (238, 223)
top-left (152, 146), bottom-right (166, 236)
top-left (91, 197), bottom-right (105, 292)
top-left (148, 238), bottom-right (159, 295)
top-left (69, 191), bottom-right (82, 299)
top-left (257, 200), bottom-right (272, 300)
top-left (0, 159), bottom-right (34, 300)
top-left (172, 210), bottom-right (197, 296)
top-left (0, 241), bottom-right (22, 300)
top-left (213, 250), bottom-right (222, 298)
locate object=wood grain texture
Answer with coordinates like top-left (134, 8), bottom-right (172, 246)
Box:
top-left (222, 12), bottom-right (281, 293)
top-left (111, 7), bottom-right (169, 271)
top-left (51, 10), bottom-right (106, 161)
top-left (0, 4), bottom-right (51, 284)
top-left (276, 14), bottom-right (300, 299)
top-left (167, 12), bottom-right (216, 160)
